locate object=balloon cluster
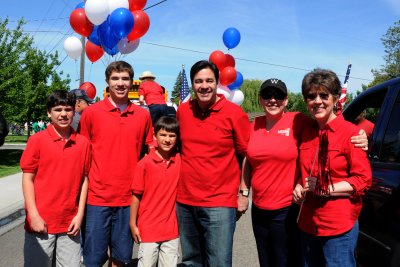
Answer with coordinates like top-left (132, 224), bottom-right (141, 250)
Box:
top-left (209, 27), bottom-right (244, 106)
top-left (80, 82), bottom-right (97, 99)
top-left (65, 0), bottom-right (150, 62)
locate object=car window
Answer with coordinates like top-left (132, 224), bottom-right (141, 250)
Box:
top-left (379, 100), bottom-right (400, 163)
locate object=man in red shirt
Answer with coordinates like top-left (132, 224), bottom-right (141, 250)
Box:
top-left (80, 61), bottom-right (153, 267)
top-left (139, 71), bottom-right (168, 125)
top-left (21, 90), bottom-right (90, 267)
top-left (176, 60), bottom-right (250, 266)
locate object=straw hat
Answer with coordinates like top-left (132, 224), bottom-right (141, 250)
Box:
top-left (139, 71), bottom-right (156, 80)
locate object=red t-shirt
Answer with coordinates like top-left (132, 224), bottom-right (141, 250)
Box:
top-left (20, 125), bottom-right (91, 234)
top-left (176, 95), bottom-right (250, 208)
top-left (247, 112), bottom-right (311, 210)
top-left (138, 80), bottom-right (166, 105)
top-left (131, 150), bottom-right (180, 242)
top-left (79, 98), bottom-right (153, 206)
top-left (298, 115), bottom-right (372, 236)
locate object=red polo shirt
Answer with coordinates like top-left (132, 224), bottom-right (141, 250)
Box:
top-left (20, 125), bottom-right (91, 234)
top-left (298, 115), bottom-right (372, 236)
top-left (131, 150), bottom-right (180, 242)
top-left (176, 95), bottom-right (250, 208)
top-left (247, 112), bottom-right (312, 210)
top-left (79, 98), bottom-right (153, 206)
top-left (138, 80), bottom-right (166, 105)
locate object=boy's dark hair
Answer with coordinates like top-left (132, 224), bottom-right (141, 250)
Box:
top-left (190, 60), bottom-right (219, 85)
top-left (46, 90), bottom-right (76, 112)
top-left (154, 116), bottom-right (179, 135)
top-left (105, 61), bottom-right (134, 81)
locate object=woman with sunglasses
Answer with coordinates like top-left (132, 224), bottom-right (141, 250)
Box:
top-left (293, 69), bottom-right (372, 267)
top-left (241, 78), bottom-right (368, 267)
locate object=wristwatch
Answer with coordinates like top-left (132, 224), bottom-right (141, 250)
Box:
top-left (239, 189), bottom-right (249, 197)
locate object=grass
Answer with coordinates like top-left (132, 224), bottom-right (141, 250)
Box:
top-left (5, 135), bottom-right (28, 143)
top-left (0, 149), bottom-right (23, 178)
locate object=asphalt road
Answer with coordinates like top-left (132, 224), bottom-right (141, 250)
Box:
top-left (0, 210), bottom-right (259, 266)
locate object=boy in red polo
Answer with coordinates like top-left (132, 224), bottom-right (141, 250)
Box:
top-left (130, 116), bottom-right (180, 267)
top-left (21, 90), bottom-right (90, 267)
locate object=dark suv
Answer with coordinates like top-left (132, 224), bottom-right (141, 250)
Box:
top-left (343, 77), bottom-right (400, 267)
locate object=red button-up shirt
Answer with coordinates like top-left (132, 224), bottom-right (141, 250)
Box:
top-left (298, 115), bottom-right (372, 236)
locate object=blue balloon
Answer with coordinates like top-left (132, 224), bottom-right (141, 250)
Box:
top-left (75, 2), bottom-right (85, 9)
top-left (228, 71), bottom-right (244, 90)
top-left (103, 45), bottom-right (119, 56)
top-left (223, 27), bottom-right (241, 49)
top-left (98, 18), bottom-right (120, 50)
top-left (109, 8), bottom-right (134, 39)
top-left (88, 25), bottom-right (100, 46)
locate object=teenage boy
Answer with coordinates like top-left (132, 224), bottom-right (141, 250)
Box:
top-left (130, 116), bottom-right (180, 267)
top-left (79, 61), bottom-right (153, 267)
top-left (21, 90), bottom-right (90, 267)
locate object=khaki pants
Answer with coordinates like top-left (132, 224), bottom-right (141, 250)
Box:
top-left (24, 231), bottom-right (80, 267)
top-left (137, 238), bottom-right (180, 267)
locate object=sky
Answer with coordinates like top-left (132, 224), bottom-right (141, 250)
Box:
top-left (1, 0), bottom-right (400, 101)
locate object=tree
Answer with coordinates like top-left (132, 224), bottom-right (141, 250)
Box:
top-left (0, 18), bottom-right (70, 136)
top-left (171, 70), bottom-right (182, 105)
top-left (368, 20), bottom-right (400, 87)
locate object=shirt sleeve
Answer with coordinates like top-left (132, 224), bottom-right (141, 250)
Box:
top-left (344, 134), bottom-right (372, 197)
top-left (20, 136), bottom-right (40, 173)
top-left (144, 112), bottom-right (154, 145)
top-left (138, 84), bottom-right (145, 97)
top-left (132, 162), bottom-right (145, 194)
top-left (84, 139), bottom-right (91, 177)
top-left (232, 110), bottom-right (250, 156)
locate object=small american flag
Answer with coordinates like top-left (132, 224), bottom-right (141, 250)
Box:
top-left (180, 65), bottom-right (190, 103)
top-left (337, 63), bottom-right (352, 114)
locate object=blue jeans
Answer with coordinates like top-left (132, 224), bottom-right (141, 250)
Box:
top-left (176, 202), bottom-right (236, 267)
top-left (83, 205), bottom-right (133, 267)
top-left (301, 221), bottom-right (359, 267)
top-left (148, 104), bottom-right (168, 126)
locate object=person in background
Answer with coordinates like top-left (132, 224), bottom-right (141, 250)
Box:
top-left (354, 110), bottom-right (375, 138)
top-left (0, 112), bottom-right (9, 146)
top-left (21, 90), bottom-right (90, 267)
top-left (69, 89), bottom-right (93, 131)
top-left (176, 60), bottom-right (250, 266)
top-left (241, 78), bottom-right (369, 267)
top-left (293, 68), bottom-right (372, 267)
top-left (130, 116), bottom-right (180, 267)
top-left (139, 71), bottom-right (168, 125)
top-left (80, 61), bottom-right (153, 267)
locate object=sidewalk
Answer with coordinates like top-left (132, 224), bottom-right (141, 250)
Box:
top-left (0, 172), bottom-right (25, 235)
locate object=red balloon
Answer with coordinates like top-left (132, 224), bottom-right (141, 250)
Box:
top-left (70, 8), bottom-right (94, 37)
top-left (225, 54), bottom-right (235, 68)
top-left (209, 50), bottom-right (226, 71)
top-left (86, 41), bottom-right (104, 63)
top-left (220, 67), bottom-right (237, 86)
top-left (80, 82), bottom-right (96, 99)
top-left (127, 10), bottom-right (150, 41)
top-left (129, 0), bottom-right (147, 11)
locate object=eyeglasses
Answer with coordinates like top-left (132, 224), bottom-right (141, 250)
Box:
top-left (306, 92), bottom-right (330, 101)
top-left (260, 91), bottom-right (286, 101)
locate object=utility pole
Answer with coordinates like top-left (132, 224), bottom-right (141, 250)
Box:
top-left (79, 36), bottom-right (85, 86)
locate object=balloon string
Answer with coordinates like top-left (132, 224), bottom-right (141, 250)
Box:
top-left (75, 59), bottom-right (79, 88)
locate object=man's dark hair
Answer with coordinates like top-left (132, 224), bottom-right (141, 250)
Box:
top-left (46, 90), bottom-right (76, 112)
top-left (190, 60), bottom-right (219, 85)
top-left (105, 61), bottom-right (134, 81)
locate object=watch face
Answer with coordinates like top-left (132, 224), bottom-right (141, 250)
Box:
top-left (241, 190), bottom-right (249, 197)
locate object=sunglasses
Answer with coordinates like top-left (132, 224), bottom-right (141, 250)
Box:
top-left (306, 92), bottom-right (330, 101)
top-left (260, 90), bottom-right (286, 101)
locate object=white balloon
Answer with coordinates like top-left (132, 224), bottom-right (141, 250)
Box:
top-left (229, 90), bottom-right (245, 106)
top-left (117, 38), bottom-right (140, 54)
top-left (64, 36), bottom-right (83, 60)
top-left (108, 0), bottom-right (129, 14)
top-left (85, 0), bottom-right (109, 25)
top-left (217, 84), bottom-right (231, 99)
